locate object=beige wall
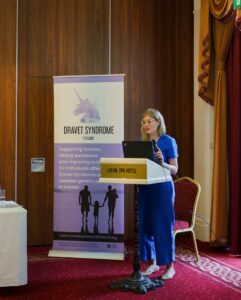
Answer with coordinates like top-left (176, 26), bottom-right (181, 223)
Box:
top-left (194, 0), bottom-right (214, 242)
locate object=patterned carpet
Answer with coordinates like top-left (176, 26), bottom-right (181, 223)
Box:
top-left (1, 243), bottom-right (241, 300)
top-left (176, 245), bottom-right (241, 292)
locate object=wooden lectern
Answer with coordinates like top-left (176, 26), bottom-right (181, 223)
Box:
top-left (99, 158), bottom-right (172, 294)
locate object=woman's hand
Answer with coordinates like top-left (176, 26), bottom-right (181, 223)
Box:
top-left (155, 150), bottom-right (164, 164)
top-left (161, 158), bottom-right (178, 175)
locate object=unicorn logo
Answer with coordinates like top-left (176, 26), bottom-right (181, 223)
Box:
top-left (73, 90), bottom-right (100, 123)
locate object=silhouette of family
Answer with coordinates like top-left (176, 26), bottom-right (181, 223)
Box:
top-left (78, 185), bottom-right (118, 234)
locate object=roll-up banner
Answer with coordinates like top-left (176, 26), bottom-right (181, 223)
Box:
top-left (49, 75), bottom-right (125, 260)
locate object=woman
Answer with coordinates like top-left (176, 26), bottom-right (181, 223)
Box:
top-left (138, 108), bottom-right (178, 280)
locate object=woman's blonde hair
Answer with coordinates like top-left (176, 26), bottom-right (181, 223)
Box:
top-left (140, 108), bottom-right (166, 141)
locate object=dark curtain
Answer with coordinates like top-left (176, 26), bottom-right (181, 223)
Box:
top-left (227, 26), bottom-right (241, 255)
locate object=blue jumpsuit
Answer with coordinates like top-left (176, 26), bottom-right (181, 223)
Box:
top-left (138, 134), bottom-right (178, 266)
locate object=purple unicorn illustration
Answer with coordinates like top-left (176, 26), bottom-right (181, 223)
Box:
top-left (73, 90), bottom-right (100, 123)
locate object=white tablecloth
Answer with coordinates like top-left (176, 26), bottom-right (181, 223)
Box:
top-left (0, 202), bottom-right (27, 286)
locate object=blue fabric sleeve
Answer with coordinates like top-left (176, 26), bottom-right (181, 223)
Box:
top-left (167, 137), bottom-right (178, 159)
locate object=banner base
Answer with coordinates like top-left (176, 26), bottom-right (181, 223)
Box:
top-left (48, 249), bottom-right (125, 260)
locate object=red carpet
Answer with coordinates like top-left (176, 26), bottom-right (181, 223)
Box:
top-left (178, 235), bottom-right (241, 269)
top-left (1, 240), bottom-right (241, 300)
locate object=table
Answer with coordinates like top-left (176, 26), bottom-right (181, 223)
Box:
top-left (0, 201), bottom-right (27, 287)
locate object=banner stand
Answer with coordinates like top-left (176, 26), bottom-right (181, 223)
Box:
top-left (50, 74), bottom-right (125, 260)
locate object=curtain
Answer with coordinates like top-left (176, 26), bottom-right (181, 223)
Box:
top-left (210, 10), bottom-right (235, 242)
top-left (227, 26), bottom-right (241, 255)
top-left (236, 8), bottom-right (241, 30)
top-left (198, 0), bottom-right (215, 104)
top-left (198, 0), bottom-right (234, 243)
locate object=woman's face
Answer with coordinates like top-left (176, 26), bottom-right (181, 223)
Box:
top-left (141, 115), bottom-right (160, 137)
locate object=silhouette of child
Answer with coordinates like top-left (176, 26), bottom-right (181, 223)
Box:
top-left (91, 200), bottom-right (104, 223)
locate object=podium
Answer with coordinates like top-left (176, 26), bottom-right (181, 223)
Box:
top-left (99, 158), bottom-right (172, 294)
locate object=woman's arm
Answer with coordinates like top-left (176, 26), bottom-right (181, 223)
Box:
top-left (155, 147), bottom-right (178, 175)
top-left (161, 157), bottom-right (178, 175)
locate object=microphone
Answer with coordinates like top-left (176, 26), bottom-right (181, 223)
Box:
top-left (151, 140), bottom-right (162, 164)
top-left (152, 140), bottom-right (172, 172)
